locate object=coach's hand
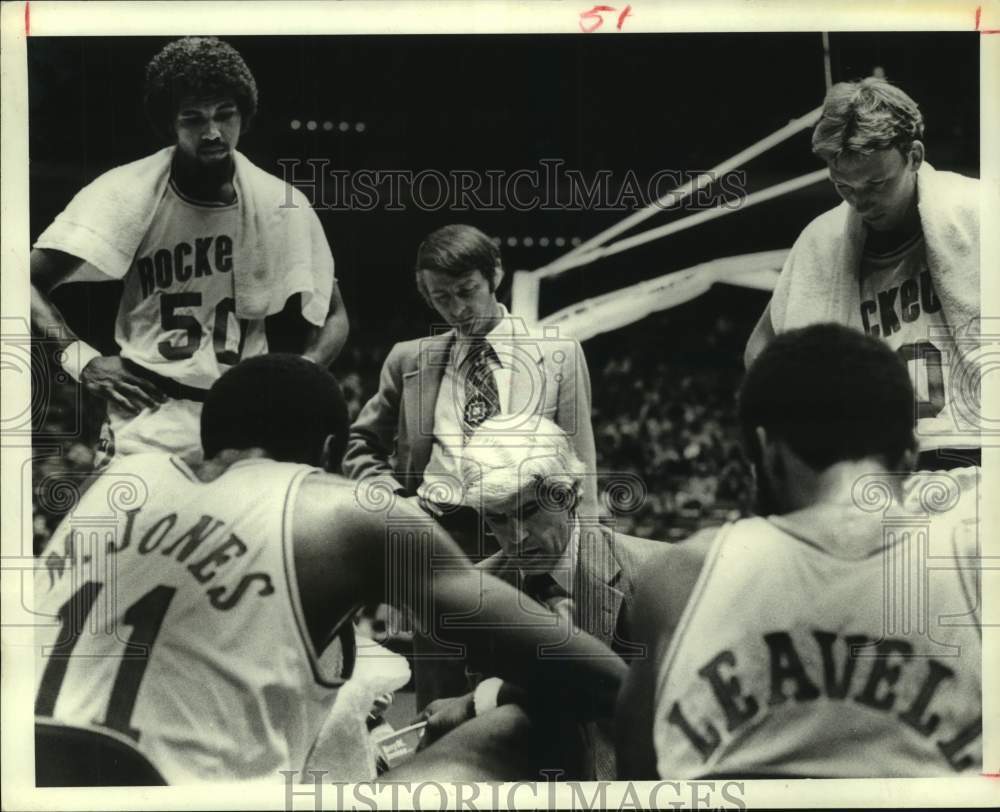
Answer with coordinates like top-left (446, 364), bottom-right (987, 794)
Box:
top-left (413, 693), bottom-right (475, 748)
top-left (81, 356), bottom-right (167, 414)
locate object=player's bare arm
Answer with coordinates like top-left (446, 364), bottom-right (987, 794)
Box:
top-left (30, 247), bottom-right (167, 413)
top-left (615, 528), bottom-right (715, 779)
top-left (302, 281), bottom-right (349, 367)
top-left (415, 681), bottom-right (539, 745)
top-left (291, 475), bottom-right (627, 720)
top-left (30, 248), bottom-right (88, 351)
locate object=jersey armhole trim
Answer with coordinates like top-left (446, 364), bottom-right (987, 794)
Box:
top-left (281, 469), bottom-right (356, 689)
top-left (169, 456), bottom-right (199, 483)
top-left (652, 523), bottom-right (731, 711)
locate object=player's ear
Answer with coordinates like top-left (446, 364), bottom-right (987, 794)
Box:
top-left (754, 426), bottom-right (788, 483)
top-left (908, 140), bottom-right (925, 172)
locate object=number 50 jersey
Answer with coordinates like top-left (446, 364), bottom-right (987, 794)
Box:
top-left (33, 454), bottom-right (355, 783)
top-left (115, 181), bottom-right (268, 390)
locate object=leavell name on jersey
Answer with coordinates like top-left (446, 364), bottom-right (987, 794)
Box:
top-left (654, 517), bottom-right (981, 778)
top-left (664, 629), bottom-right (981, 774)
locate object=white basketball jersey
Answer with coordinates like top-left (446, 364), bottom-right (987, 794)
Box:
top-left (34, 454), bottom-right (355, 783)
top-left (854, 234), bottom-right (977, 451)
top-left (115, 181), bottom-right (268, 390)
top-left (652, 515), bottom-right (982, 778)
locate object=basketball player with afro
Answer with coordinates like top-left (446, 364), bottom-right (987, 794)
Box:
top-left (30, 37), bottom-right (349, 467)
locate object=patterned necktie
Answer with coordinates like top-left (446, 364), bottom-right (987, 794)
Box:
top-left (460, 337), bottom-right (501, 438)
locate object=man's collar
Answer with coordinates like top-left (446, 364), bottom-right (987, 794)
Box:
top-left (550, 518), bottom-right (580, 596)
top-left (485, 304), bottom-right (513, 338)
top-left (474, 304), bottom-right (514, 366)
top-left (483, 305), bottom-right (534, 370)
top-left (449, 305), bottom-right (507, 363)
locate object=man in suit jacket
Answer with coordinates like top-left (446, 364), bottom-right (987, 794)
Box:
top-left (414, 415), bottom-right (663, 780)
top-left (343, 224), bottom-right (597, 558)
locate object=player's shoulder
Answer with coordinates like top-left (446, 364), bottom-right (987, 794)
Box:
top-left (293, 471), bottom-right (387, 543)
top-left (295, 470), bottom-right (359, 511)
top-left (625, 528), bottom-right (719, 645)
top-left (279, 179), bottom-right (314, 210)
top-left (627, 526), bottom-right (719, 598)
top-left (654, 525), bottom-right (718, 573)
top-left (604, 528), bottom-right (666, 572)
top-left (232, 151), bottom-right (319, 213)
top-left (99, 450), bottom-right (180, 479)
top-left (90, 148), bottom-right (173, 184)
top-left (65, 148), bottom-right (174, 212)
top-left (924, 164), bottom-right (980, 199)
top-left (292, 472), bottom-right (434, 568)
top-left (795, 200), bottom-right (851, 246)
top-left (72, 452), bottom-right (179, 515)
top-left (930, 169), bottom-right (980, 228)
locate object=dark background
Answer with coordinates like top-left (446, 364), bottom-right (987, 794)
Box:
top-left (27, 32), bottom-right (980, 543)
top-left (28, 32), bottom-right (979, 347)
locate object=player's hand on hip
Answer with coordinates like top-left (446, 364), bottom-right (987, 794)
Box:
top-left (81, 356), bottom-right (168, 414)
top-left (412, 693), bottom-right (475, 748)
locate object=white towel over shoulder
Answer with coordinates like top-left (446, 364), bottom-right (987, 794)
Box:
top-left (34, 146), bottom-right (334, 326)
top-left (769, 162), bottom-right (979, 340)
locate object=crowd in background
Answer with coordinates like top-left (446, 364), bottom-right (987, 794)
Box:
top-left (587, 306), bottom-right (755, 540)
top-left (31, 293), bottom-right (759, 553)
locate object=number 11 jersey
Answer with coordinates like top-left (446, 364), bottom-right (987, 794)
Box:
top-left (115, 180), bottom-right (268, 390)
top-left (33, 454), bottom-right (354, 783)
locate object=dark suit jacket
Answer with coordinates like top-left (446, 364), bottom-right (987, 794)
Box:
top-left (342, 324), bottom-right (598, 496)
top-left (415, 524), bottom-right (663, 780)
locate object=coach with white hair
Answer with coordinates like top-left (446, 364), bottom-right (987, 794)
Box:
top-left (414, 415), bottom-right (662, 780)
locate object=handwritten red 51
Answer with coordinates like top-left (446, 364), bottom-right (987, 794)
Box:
top-left (579, 4), bottom-right (632, 33)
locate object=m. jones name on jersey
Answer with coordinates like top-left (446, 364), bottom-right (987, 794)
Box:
top-left (42, 508), bottom-right (273, 611)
